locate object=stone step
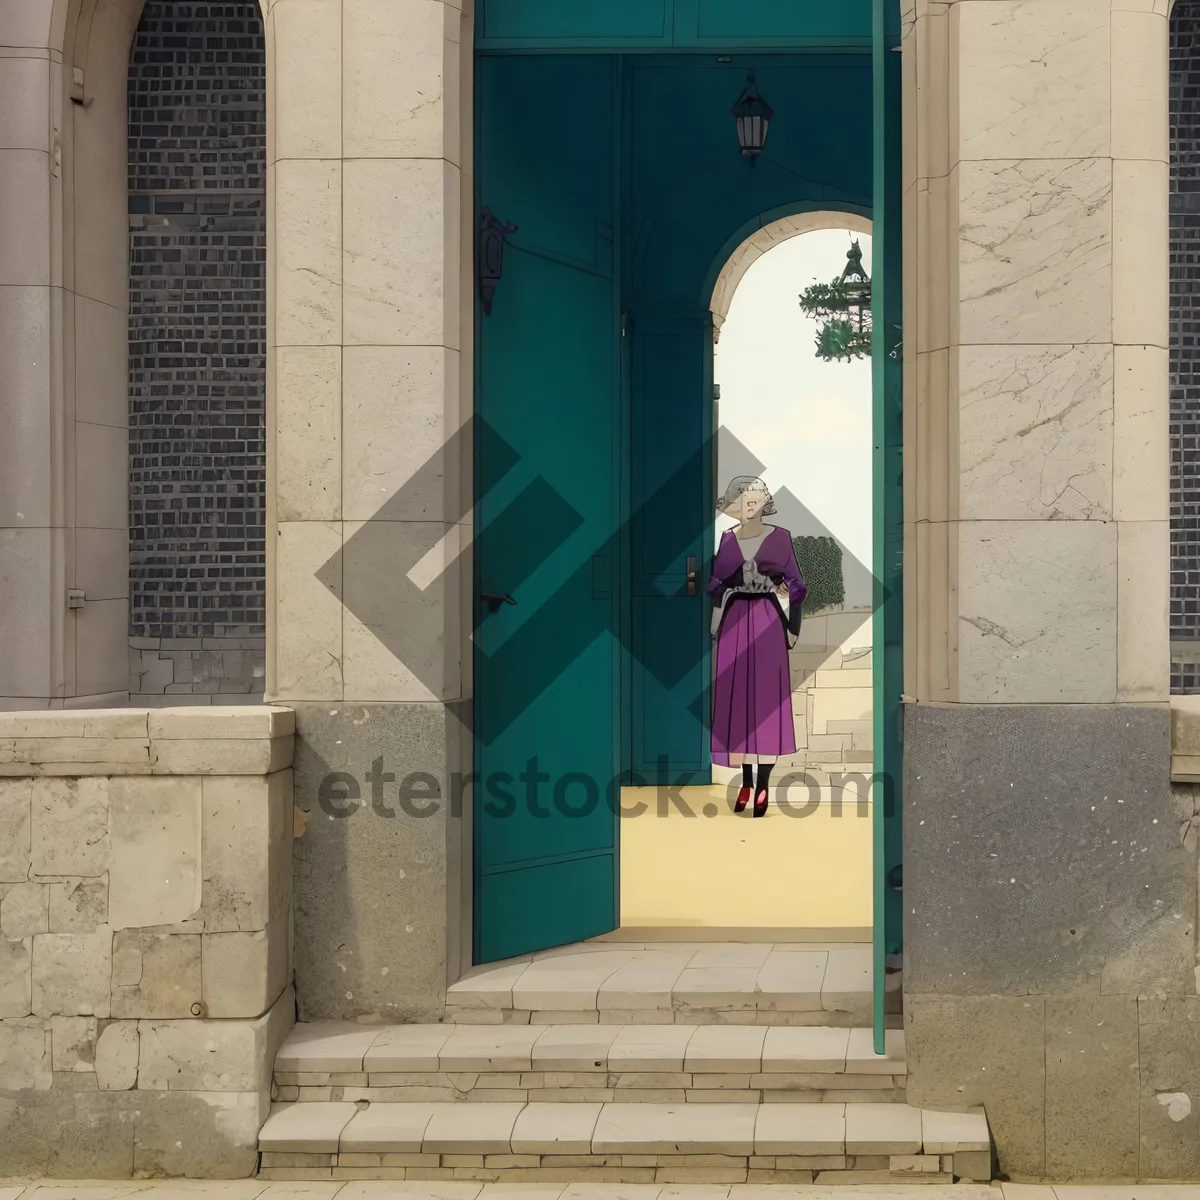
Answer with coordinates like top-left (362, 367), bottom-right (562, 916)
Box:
top-left (257, 1099), bottom-right (992, 1184)
top-left (273, 1022), bottom-right (907, 1105)
top-left (443, 942), bottom-right (895, 1025)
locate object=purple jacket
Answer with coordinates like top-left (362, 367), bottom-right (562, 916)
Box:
top-left (708, 526), bottom-right (807, 611)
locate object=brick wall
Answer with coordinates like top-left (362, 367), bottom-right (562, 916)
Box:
top-left (126, 1), bottom-right (267, 702)
top-left (1172, 0), bottom-right (1200, 691)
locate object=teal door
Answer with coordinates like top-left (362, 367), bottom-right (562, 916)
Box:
top-left (474, 55), bottom-right (621, 963)
top-left (629, 311), bottom-right (713, 782)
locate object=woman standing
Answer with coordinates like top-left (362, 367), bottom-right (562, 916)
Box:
top-left (709, 476), bottom-right (806, 817)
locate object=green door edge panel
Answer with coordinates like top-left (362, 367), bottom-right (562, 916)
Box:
top-left (871, 0), bottom-right (904, 1054)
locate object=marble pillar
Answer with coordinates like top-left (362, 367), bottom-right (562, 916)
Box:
top-left (902, 0), bottom-right (1186, 1180)
top-left (265, 0), bottom-right (474, 1020)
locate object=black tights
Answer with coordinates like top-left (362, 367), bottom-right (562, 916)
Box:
top-left (741, 763), bottom-right (774, 792)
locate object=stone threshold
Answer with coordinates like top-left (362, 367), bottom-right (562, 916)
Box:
top-left (445, 943), bottom-right (885, 1023)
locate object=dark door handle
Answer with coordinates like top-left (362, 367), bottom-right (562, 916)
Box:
top-left (481, 592), bottom-right (517, 614)
top-left (685, 557), bottom-right (698, 597)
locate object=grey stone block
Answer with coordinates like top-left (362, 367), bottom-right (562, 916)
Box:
top-left (0, 1017), bottom-right (52, 1089)
top-left (30, 778), bottom-right (110, 878)
top-left (1137, 996), bottom-right (1200, 1180)
top-left (110, 930), bottom-right (201, 1019)
top-left (96, 1021), bottom-right (138, 1090)
top-left (32, 929), bottom-right (112, 1017)
top-left (48, 876), bottom-right (108, 933)
top-left (904, 703), bottom-right (1194, 996)
top-left (201, 911), bottom-right (288, 1018)
top-left (0, 779), bottom-right (31, 882)
top-left (1044, 993), bottom-right (1138, 1180)
top-left (0, 1087), bottom-right (137, 1176)
top-left (291, 701), bottom-right (464, 1022)
top-left (131, 1089), bottom-right (265, 1177)
top-left (0, 937), bottom-right (32, 1017)
top-left (138, 985), bottom-right (292, 1092)
top-left (1, 881), bottom-right (48, 937)
top-left (905, 993), bottom-right (1045, 1178)
top-left (51, 1015), bottom-right (98, 1073)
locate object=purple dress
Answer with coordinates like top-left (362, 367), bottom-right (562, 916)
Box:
top-left (708, 526), bottom-right (807, 765)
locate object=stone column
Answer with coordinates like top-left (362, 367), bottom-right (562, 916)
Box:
top-left (903, 0), bottom-right (1191, 1182)
top-left (0, 0), bottom-right (132, 710)
top-left (266, 0), bottom-right (473, 1020)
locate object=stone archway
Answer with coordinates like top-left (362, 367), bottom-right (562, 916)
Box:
top-left (709, 210), bottom-right (873, 344)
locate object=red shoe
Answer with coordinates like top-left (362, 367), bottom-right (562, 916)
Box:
top-left (734, 786), bottom-right (752, 813)
top-left (752, 789), bottom-right (769, 818)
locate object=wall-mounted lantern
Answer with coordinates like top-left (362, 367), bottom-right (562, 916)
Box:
top-left (731, 72), bottom-right (772, 163)
top-left (840, 239), bottom-right (872, 332)
top-left (478, 207), bottom-right (518, 316)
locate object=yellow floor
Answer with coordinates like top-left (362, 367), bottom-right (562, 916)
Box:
top-left (619, 784), bottom-right (872, 932)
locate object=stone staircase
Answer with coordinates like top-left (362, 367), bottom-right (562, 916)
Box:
top-left (258, 943), bottom-right (992, 1184)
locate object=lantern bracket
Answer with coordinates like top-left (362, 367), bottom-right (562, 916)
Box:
top-left (478, 207), bottom-right (518, 316)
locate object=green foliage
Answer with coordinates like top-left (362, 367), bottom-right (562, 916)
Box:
top-left (814, 319), bottom-right (871, 363)
top-left (793, 535), bottom-right (845, 614)
top-left (798, 276), bottom-right (872, 362)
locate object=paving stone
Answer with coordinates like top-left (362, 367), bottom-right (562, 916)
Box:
top-left (447, 959), bottom-right (535, 1009)
top-left (339, 1103), bottom-right (437, 1152)
top-left (753, 1103), bottom-right (845, 1154)
top-left (364, 1023), bottom-right (455, 1072)
top-left (531, 1024), bottom-right (622, 1070)
top-left (440, 1025), bottom-right (545, 1071)
top-left (593, 1103), bottom-right (757, 1155)
top-left (609, 1025), bottom-right (696, 1072)
top-left (277, 1020), bottom-right (383, 1073)
top-left (672, 969), bottom-right (761, 1011)
top-left (844, 1101), bottom-right (922, 1153)
top-left (511, 953), bottom-right (639, 1012)
top-left (423, 1102), bottom-right (525, 1153)
top-left (686, 945), bottom-right (772, 968)
top-left (845, 1025), bottom-right (905, 1074)
top-left (598, 955), bottom-right (692, 1011)
top-left (684, 1027), bottom-right (766, 1073)
top-left (760, 1025), bottom-right (850, 1073)
top-left (820, 946), bottom-right (873, 1015)
top-left (259, 1102), bottom-right (359, 1152)
top-left (511, 1102), bottom-right (603, 1154)
top-left (754, 952), bottom-right (827, 1011)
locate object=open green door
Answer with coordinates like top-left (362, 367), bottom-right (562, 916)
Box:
top-left (871, 0), bottom-right (904, 1052)
top-left (474, 55), bottom-right (621, 963)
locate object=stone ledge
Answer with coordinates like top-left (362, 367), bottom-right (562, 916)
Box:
top-left (0, 706), bottom-right (294, 742)
top-left (0, 706), bottom-right (295, 776)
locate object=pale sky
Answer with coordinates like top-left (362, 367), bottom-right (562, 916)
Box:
top-left (714, 228), bottom-right (873, 605)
